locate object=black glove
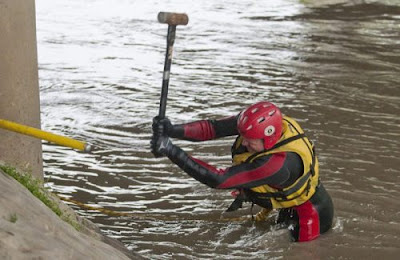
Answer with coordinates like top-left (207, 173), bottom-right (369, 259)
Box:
top-left (151, 134), bottom-right (172, 157)
top-left (151, 116), bottom-right (173, 157)
top-left (152, 116), bottom-right (173, 137)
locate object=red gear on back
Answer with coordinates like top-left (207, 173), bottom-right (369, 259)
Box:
top-left (237, 101), bottom-right (283, 150)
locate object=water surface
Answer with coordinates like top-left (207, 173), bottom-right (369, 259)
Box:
top-left (36, 0), bottom-right (400, 259)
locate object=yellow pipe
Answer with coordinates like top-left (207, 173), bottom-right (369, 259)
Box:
top-left (0, 119), bottom-right (91, 152)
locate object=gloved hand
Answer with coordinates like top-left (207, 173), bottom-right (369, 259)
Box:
top-left (151, 116), bottom-right (168, 157)
top-left (150, 134), bottom-right (172, 157)
top-left (152, 116), bottom-right (173, 137)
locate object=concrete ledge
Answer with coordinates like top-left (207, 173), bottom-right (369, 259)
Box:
top-left (0, 169), bottom-right (141, 259)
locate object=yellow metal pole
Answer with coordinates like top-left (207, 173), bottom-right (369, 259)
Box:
top-left (0, 119), bottom-right (92, 152)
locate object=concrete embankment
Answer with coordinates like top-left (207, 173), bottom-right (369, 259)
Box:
top-left (0, 168), bottom-right (140, 259)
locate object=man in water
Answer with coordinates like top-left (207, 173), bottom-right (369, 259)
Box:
top-left (151, 101), bottom-right (334, 242)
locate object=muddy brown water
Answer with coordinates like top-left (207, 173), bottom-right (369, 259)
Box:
top-left (36, 0), bottom-right (400, 259)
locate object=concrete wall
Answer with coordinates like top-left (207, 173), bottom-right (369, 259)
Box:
top-left (0, 0), bottom-right (43, 180)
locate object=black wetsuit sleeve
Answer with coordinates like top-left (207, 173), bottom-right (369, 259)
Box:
top-left (212, 116), bottom-right (239, 138)
top-left (165, 142), bottom-right (303, 189)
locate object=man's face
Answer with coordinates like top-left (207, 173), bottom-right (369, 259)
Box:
top-left (242, 137), bottom-right (264, 153)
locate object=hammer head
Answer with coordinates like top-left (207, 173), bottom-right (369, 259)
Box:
top-left (158, 12), bottom-right (189, 26)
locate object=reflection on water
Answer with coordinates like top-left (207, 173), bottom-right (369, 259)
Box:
top-left (37, 0), bottom-right (400, 259)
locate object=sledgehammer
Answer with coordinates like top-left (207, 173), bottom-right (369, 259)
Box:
top-left (157, 12), bottom-right (189, 119)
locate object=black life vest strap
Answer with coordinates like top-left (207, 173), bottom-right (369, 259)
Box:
top-left (245, 170), bottom-right (312, 201)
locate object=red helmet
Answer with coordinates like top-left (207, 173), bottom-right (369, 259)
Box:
top-left (237, 101), bottom-right (283, 150)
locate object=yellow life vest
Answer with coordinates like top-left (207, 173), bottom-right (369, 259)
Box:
top-left (231, 116), bottom-right (319, 209)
